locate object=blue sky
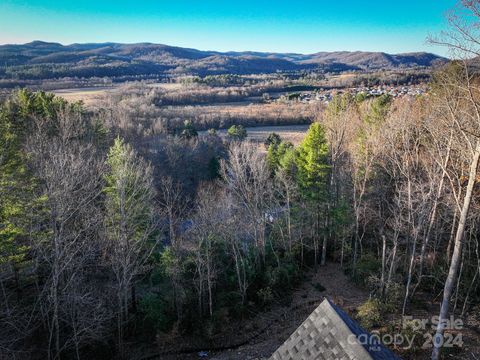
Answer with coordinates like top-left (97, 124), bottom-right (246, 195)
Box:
top-left (0, 0), bottom-right (457, 56)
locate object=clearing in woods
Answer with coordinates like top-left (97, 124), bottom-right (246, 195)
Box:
top-left (52, 83), bottom-right (183, 104)
top-left (202, 124), bottom-right (310, 147)
top-left (52, 87), bottom-right (112, 105)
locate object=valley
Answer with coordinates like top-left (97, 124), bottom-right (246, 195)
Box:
top-left (1, 2), bottom-right (480, 360)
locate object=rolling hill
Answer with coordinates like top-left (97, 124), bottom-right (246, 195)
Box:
top-left (0, 41), bottom-right (448, 81)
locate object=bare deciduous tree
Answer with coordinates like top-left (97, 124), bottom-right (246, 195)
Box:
top-left (28, 111), bottom-right (107, 360)
top-left (221, 141), bottom-right (273, 264)
top-left (429, 2), bottom-right (480, 358)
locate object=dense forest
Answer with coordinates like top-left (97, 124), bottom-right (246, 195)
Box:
top-left (1, 2), bottom-right (480, 360)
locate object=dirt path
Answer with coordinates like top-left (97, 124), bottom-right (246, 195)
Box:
top-left (295, 263), bottom-right (368, 309)
top-left (206, 263), bottom-right (368, 360)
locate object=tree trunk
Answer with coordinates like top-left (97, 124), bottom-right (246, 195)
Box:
top-left (446, 206), bottom-right (459, 263)
top-left (131, 285), bottom-right (137, 313)
top-left (380, 234), bottom-right (386, 297)
top-left (321, 210), bottom-right (328, 266)
top-left (387, 232), bottom-right (399, 286)
top-left (352, 189), bottom-right (359, 277)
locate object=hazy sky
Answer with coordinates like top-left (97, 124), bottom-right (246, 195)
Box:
top-left (0, 0), bottom-right (457, 56)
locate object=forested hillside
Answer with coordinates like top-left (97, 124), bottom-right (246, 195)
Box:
top-left (0, 41), bottom-right (446, 81)
top-left (1, 56), bottom-right (480, 359)
top-left (1, 2), bottom-right (480, 360)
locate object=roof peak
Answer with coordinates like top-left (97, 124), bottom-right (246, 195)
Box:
top-left (270, 297), bottom-right (401, 360)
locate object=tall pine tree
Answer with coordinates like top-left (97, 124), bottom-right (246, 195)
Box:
top-left (103, 137), bottom-right (158, 356)
top-left (296, 123), bottom-right (330, 266)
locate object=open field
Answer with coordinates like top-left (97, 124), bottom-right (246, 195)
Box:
top-left (147, 82), bottom-right (185, 90)
top-left (52, 87), bottom-right (113, 105)
top-left (203, 124), bottom-right (310, 147)
top-left (52, 82), bottom-right (189, 104)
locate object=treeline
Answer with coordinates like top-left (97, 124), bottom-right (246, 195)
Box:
top-left (1, 62), bottom-right (170, 80)
top-left (106, 81), bottom-right (285, 106)
top-left (324, 70), bottom-right (432, 88)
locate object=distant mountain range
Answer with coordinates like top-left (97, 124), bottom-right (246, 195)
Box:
top-left (0, 41), bottom-right (448, 81)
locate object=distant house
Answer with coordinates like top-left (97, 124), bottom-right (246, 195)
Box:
top-left (265, 206), bottom-right (289, 223)
top-left (270, 298), bottom-right (401, 360)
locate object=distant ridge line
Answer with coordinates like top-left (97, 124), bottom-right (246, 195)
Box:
top-left (0, 41), bottom-right (448, 81)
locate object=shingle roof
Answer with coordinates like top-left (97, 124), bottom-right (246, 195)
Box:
top-left (270, 298), bottom-right (401, 360)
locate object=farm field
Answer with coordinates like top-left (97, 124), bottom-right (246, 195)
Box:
top-left (52, 83), bottom-right (183, 105)
top-left (204, 124), bottom-right (310, 147)
top-left (52, 87), bottom-right (113, 105)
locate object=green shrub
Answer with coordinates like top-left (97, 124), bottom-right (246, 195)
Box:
top-left (227, 124), bottom-right (247, 141)
top-left (265, 261), bottom-right (300, 295)
top-left (401, 320), bottom-right (428, 354)
top-left (357, 298), bottom-right (383, 329)
top-left (179, 120), bottom-right (198, 139)
top-left (384, 281), bottom-right (404, 312)
top-left (257, 287), bottom-right (274, 308)
top-left (139, 294), bottom-right (175, 333)
top-left (355, 254), bottom-right (381, 284)
top-left (217, 291), bottom-right (246, 318)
